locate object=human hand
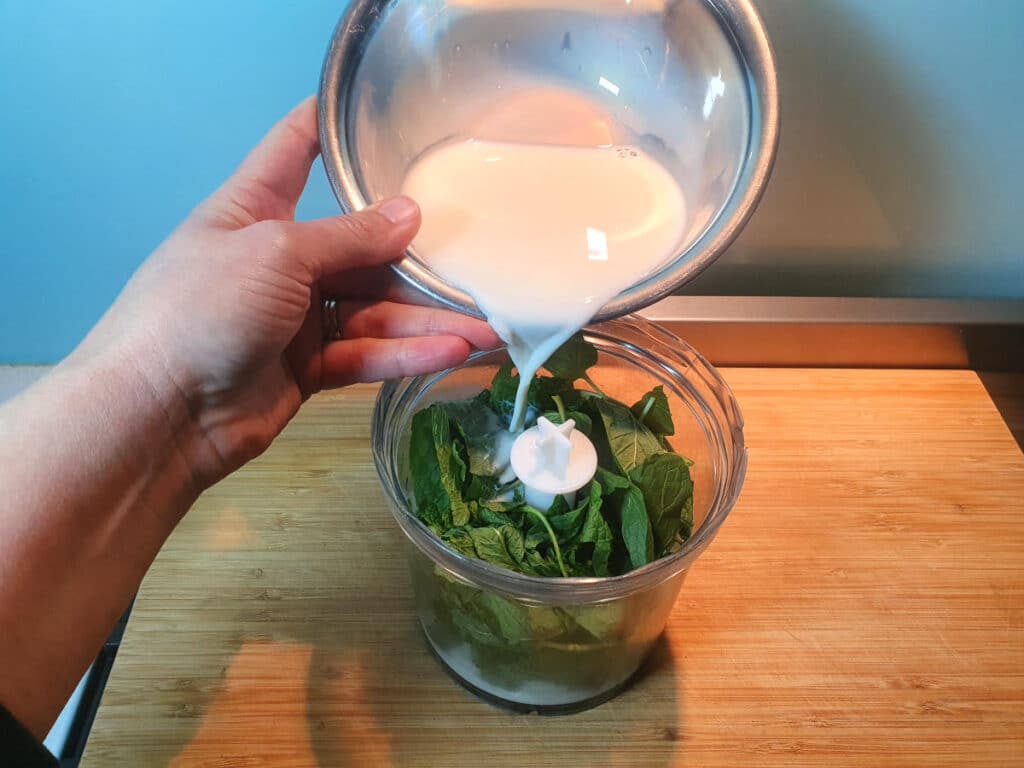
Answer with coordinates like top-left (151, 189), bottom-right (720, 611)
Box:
top-left (79, 97), bottom-right (498, 488)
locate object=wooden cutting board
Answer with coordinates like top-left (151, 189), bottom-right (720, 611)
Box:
top-left (82, 369), bottom-right (1024, 767)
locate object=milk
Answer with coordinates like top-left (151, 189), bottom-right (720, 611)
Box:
top-left (401, 137), bottom-right (687, 431)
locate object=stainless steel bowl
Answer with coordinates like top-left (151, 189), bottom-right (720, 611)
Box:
top-left (319, 0), bottom-right (778, 320)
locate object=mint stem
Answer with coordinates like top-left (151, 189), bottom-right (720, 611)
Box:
top-left (639, 395), bottom-right (655, 421)
top-left (523, 505), bottom-right (569, 578)
top-left (582, 372), bottom-right (607, 398)
top-left (552, 394), bottom-right (566, 422)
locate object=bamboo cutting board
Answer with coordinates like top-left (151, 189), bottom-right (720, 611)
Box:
top-left (82, 369), bottom-right (1024, 767)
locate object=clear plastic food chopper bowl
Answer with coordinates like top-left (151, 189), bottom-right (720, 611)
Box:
top-left (371, 317), bottom-right (746, 712)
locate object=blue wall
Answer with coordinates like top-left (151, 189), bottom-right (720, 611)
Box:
top-left (0, 1), bottom-right (344, 363)
top-left (1, 0), bottom-right (1023, 363)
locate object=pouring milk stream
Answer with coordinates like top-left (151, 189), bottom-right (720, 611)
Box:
top-left (401, 131), bottom-right (687, 507)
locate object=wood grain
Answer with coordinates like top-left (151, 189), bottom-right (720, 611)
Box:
top-left (82, 369), bottom-right (1024, 767)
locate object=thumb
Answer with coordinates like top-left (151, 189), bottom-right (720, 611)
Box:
top-left (284, 196), bottom-right (421, 278)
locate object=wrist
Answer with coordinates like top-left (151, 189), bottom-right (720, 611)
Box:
top-left (62, 334), bottom-right (208, 506)
top-left (0, 330), bottom-right (204, 736)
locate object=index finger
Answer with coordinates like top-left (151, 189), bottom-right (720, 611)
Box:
top-left (285, 196), bottom-right (422, 278)
top-left (200, 97), bottom-right (322, 227)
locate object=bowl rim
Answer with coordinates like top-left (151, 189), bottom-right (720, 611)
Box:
top-left (318, 0), bottom-right (780, 321)
top-left (371, 316), bottom-right (748, 603)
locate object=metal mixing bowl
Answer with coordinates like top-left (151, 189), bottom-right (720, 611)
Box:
top-left (319, 0), bottom-right (778, 320)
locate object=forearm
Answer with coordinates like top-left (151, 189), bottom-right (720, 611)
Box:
top-left (0, 98), bottom-right (493, 744)
top-left (0, 342), bottom-right (201, 738)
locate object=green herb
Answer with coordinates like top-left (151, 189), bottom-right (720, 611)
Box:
top-left (628, 452), bottom-right (694, 553)
top-left (441, 527), bottom-right (478, 558)
top-left (469, 526), bottom-right (521, 571)
top-left (544, 496), bottom-right (588, 541)
top-left (594, 466), bottom-right (630, 493)
top-left (544, 332), bottom-right (607, 396)
top-left (409, 405), bottom-right (471, 530)
top-left (577, 480), bottom-right (614, 576)
top-left (488, 362), bottom-right (520, 421)
top-left (619, 483), bottom-right (655, 569)
top-left (542, 333), bottom-right (598, 381)
top-left (630, 385), bottom-right (675, 437)
top-left (489, 362), bottom-right (578, 422)
top-left (588, 396), bottom-right (663, 475)
top-left (407, 334), bottom-right (695, 583)
top-left (420, 559), bottom-right (630, 695)
top-left (543, 407), bottom-right (593, 438)
top-left (522, 505), bottom-right (569, 577)
top-left (443, 391), bottom-right (505, 475)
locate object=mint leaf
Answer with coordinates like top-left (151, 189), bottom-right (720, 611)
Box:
top-left (579, 481), bottom-right (614, 576)
top-left (409, 405), bottom-right (470, 529)
top-left (409, 407), bottom-right (447, 530)
top-left (589, 397), bottom-right (663, 475)
top-left (524, 495), bottom-right (567, 547)
top-left (441, 528), bottom-right (478, 559)
top-left (447, 463), bottom-right (471, 528)
top-left (489, 362), bottom-right (519, 419)
top-left (542, 332), bottom-right (598, 381)
top-left (478, 592), bottom-right (530, 644)
top-left (521, 548), bottom-right (566, 577)
top-left (463, 473), bottom-right (499, 503)
top-left (528, 606), bottom-right (572, 639)
top-left (546, 498), bottom-right (587, 542)
top-left (501, 524), bottom-right (526, 563)
top-left (628, 452), bottom-right (694, 555)
top-left (469, 526), bottom-right (520, 571)
top-left (443, 391), bottom-right (506, 475)
top-left (523, 530), bottom-right (547, 550)
top-left (630, 385), bottom-right (675, 437)
top-left (546, 494), bottom-right (571, 517)
top-left (477, 504), bottom-right (517, 528)
top-left (530, 376), bottom-right (577, 413)
top-left (450, 602), bottom-right (505, 647)
top-left (564, 601), bottom-right (624, 640)
top-left (542, 409), bottom-right (593, 437)
top-left (481, 496), bottom-right (522, 514)
top-left (490, 363), bottom-right (576, 422)
top-left (680, 494), bottom-right (694, 541)
top-left (410, 356), bottom-right (696, 582)
top-left (440, 390), bottom-right (493, 430)
top-left (594, 466), bottom-right (630, 494)
top-left (620, 484), bottom-right (654, 569)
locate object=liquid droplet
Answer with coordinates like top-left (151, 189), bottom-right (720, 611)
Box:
top-left (454, 43), bottom-right (462, 54)
top-left (503, 40), bottom-right (511, 49)
top-left (561, 31), bottom-right (572, 52)
top-left (643, 46), bottom-right (652, 57)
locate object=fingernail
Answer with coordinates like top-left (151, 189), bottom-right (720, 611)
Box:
top-left (371, 196), bottom-right (419, 225)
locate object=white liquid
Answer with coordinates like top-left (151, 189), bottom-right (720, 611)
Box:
top-left (402, 138), bottom-right (687, 431)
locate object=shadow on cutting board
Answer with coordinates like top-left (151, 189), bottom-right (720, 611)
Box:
top-left (156, 543), bottom-right (683, 768)
top-left (301, 629), bottom-right (681, 768)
